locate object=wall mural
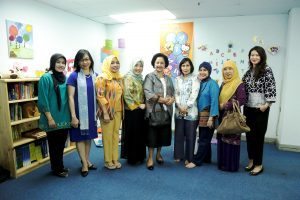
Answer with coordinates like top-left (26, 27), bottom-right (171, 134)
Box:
top-left (160, 22), bottom-right (194, 78)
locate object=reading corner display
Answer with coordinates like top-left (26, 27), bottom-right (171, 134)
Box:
top-left (0, 78), bottom-right (75, 178)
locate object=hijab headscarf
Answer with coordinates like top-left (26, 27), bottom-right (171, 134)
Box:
top-left (199, 61), bottom-right (212, 82)
top-left (125, 58), bottom-right (144, 83)
top-left (101, 55), bottom-right (122, 80)
top-left (49, 53), bottom-right (66, 111)
top-left (219, 60), bottom-right (243, 105)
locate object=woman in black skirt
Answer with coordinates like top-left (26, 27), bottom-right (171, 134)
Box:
top-left (121, 58), bottom-right (146, 165)
top-left (143, 53), bottom-right (175, 170)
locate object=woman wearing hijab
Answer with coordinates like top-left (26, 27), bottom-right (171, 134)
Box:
top-left (242, 46), bottom-right (276, 176)
top-left (38, 53), bottom-right (71, 177)
top-left (217, 60), bottom-right (246, 172)
top-left (174, 58), bottom-right (200, 167)
top-left (67, 49), bottom-right (98, 177)
top-left (186, 62), bottom-right (219, 169)
top-left (121, 58), bottom-right (146, 165)
top-left (143, 53), bottom-right (175, 170)
top-left (95, 55), bottom-right (123, 170)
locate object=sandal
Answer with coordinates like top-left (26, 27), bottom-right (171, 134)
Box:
top-left (104, 163), bottom-right (116, 170)
top-left (113, 161), bottom-right (122, 169)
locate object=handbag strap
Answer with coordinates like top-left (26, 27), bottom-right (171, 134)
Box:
top-left (152, 97), bottom-right (165, 113)
top-left (232, 101), bottom-right (246, 121)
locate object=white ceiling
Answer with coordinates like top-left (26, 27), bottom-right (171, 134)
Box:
top-left (34, 0), bottom-right (300, 24)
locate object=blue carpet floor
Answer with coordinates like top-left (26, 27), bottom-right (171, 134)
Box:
top-left (0, 140), bottom-right (300, 200)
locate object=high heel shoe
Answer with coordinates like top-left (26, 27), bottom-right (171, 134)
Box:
top-left (156, 156), bottom-right (164, 165)
top-left (146, 159), bottom-right (154, 170)
top-left (80, 170), bottom-right (88, 177)
top-left (147, 165), bottom-right (154, 170)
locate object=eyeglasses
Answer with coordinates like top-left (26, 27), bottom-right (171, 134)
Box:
top-left (80, 58), bottom-right (90, 63)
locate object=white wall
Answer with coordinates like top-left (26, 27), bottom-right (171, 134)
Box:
top-left (0, 0), bottom-right (106, 75)
top-left (277, 8), bottom-right (300, 150)
top-left (107, 15), bottom-right (288, 140)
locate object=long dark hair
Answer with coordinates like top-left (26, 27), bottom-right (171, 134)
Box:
top-left (248, 46), bottom-right (267, 79)
top-left (74, 49), bottom-right (94, 72)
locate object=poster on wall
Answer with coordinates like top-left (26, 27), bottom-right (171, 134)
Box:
top-left (160, 22), bottom-right (193, 78)
top-left (6, 20), bottom-right (33, 59)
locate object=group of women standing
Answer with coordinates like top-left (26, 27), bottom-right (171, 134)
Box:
top-left (37, 45), bottom-right (276, 178)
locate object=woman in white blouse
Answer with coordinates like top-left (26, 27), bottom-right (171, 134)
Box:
top-left (174, 58), bottom-right (200, 167)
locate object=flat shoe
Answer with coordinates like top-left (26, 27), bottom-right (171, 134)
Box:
top-left (249, 167), bottom-right (264, 176)
top-left (245, 165), bottom-right (254, 172)
top-left (185, 163), bottom-right (196, 169)
top-left (104, 163), bottom-right (116, 170)
top-left (114, 162), bottom-right (122, 169)
top-left (88, 164), bottom-right (97, 170)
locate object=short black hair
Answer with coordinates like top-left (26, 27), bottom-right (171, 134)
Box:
top-left (74, 49), bottom-right (94, 72)
top-left (151, 53), bottom-right (169, 68)
top-left (179, 57), bottom-right (194, 75)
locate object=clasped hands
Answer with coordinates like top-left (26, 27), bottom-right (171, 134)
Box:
top-left (158, 96), bottom-right (174, 106)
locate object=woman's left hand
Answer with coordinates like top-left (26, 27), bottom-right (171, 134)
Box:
top-left (207, 119), bottom-right (214, 129)
top-left (259, 104), bottom-right (269, 112)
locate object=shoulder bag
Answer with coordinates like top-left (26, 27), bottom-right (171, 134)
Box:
top-left (217, 101), bottom-right (250, 134)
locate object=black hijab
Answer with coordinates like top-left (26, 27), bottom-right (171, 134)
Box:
top-left (49, 53), bottom-right (66, 111)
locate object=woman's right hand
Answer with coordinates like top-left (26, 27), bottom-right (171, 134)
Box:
top-left (71, 117), bottom-right (79, 128)
top-left (139, 104), bottom-right (146, 110)
top-left (48, 118), bottom-right (57, 129)
top-left (103, 113), bottom-right (110, 123)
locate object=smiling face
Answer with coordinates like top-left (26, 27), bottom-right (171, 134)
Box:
top-left (133, 62), bottom-right (143, 75)
top-left (198, 67), bottom-right (209, 80)
top-left (249, 50), bottom-right (261, 67)
top-left (110, 57), bottom-right (120, 73)
top-left (154, 57), bottom-right (166, 73)
top-left (54, 58), bottom-right (66, 73)
top-left (79, 53), bottom-right (91, 70)
top-left (180, 61), bottom-right (191, 76)
top-left (223, 66), bottom-right (234, 80)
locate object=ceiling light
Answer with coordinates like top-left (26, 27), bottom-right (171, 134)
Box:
top-left (110, 10), bottom-right (176, 23)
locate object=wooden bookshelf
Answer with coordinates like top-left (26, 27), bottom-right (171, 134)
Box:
top-left (0, 78), bottom-right (75, 178)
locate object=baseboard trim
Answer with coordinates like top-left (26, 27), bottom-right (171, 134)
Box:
top-left (276, 142), bottom-right (300, 152)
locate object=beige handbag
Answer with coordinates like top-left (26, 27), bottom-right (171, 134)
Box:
top-left (217, 101), bottom-right (250, 134)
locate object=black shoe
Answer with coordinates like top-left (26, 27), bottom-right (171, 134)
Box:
top-left (156, 157), bottom-right (164, 165)
top-left (54, 171), bottom-right (68, 178)
top-left (81, 170), bottom-right (89, 177)
top-left (88, 164), bottom-right (97, 170)
top-left (63, 168), bottom-right (70, 172)
top-left (249, 167), bottom-right (264, 176)
top-left (147, 165), bottom-right (154, 170)
top-left (245, 165), bottom-right (255, 172)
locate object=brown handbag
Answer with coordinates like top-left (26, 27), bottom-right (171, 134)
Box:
top-left (217, 101), bottom-right (250, 134)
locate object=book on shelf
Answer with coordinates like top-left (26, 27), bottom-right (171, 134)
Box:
top-left (8, 82), bottom-right (35, 100)
top-left (15, 138), bottom-right (49, 169)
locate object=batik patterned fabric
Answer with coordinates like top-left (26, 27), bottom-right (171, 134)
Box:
top-left (174, 74), bottom-right (200, 120)
top-left (124, 75), bottom-right (144, 110)
top-left (242, 66), bottom-right (276, 108)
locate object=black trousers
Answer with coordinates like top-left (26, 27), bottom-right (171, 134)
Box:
top-left (193, 127), bottom-right (214, 166)
top-left (46, 129), bottom-right (68, 172)
top-left (244, 106), bottom-right (270, 166)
